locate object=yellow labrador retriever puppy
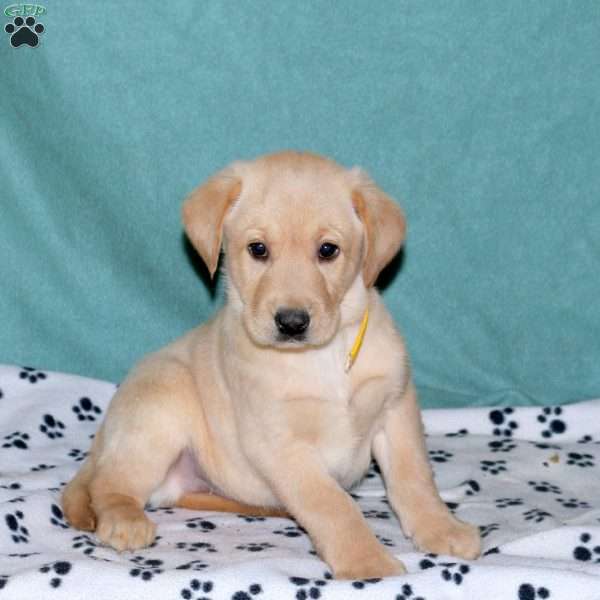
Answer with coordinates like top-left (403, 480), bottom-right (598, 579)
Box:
top-left (62, 151), bottom-right (480, 579)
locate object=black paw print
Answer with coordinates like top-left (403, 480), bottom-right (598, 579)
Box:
top-left (176, 560), bottom-right (209, 572)
top-left (235, 542), bottom-right (275, 553)
top-left (39, 561), bottom-right (71, 588)
top-left (527, 480), bottom-right (561, 494)
top-left (429, 449), bottom-right (453, 463)
top-left (362, 509), bottom-right (390, 519)
top-left (273, 525), bottom-right (306, 537)
top-left (376, 535), bottom-right (395, 547)
top-left (495, 497), bottom-right (524, 509)
top-left (31, 463), bottom-right (56, 472)
top-left (39, 414), bottom-right (66, 439)
top-left (5, 510), bottom-right (29, 543)
top-left (566, 452), bottom-right (595, 468)
top-left (185, 518), bottom-right (216, 532)
top-left (577, 435), bottom-right (595, 444)
top-left (445, 428), bottom-right (468, 438)
top-left (573, 532), bottom-right (600, 563)
top-left (518, 583), bottom-right (551, 599)
top-left (489, 407), bottom-right (518, 437)
top-left (556, 497), bottom-right (590, 509)
top-left (460, 479), bottom-right (481, 497)
top-left (19, 366), bottom-right (47, 383)
top-left (72, 534), bottom-right (100, 556)
top-left (537, 407), bottom-right (566, 438)
top-left (488, 438), bottom-right (518, 453)
top-left (480, 459), bottom-right (507, 475)
top-left (351, 577), bottom-right (381, 589)
top-left (395, 583), bottom-right (426, 600)
top-left (365, 461), bottom-right (382, 479)
top-left (180, 578), bottom-right (214, 600)
top-left (4, 16), bottom-right (44, 47)
top-left (72, 397), bottom-right (102, 421)
top-left (441, 563), bottom-right (470, 585)
top-left (50, 504), bottom-right (69, 529)
top-left (237, 515), bottom-right (266, 523)
top-left (129, 556), bottom-right (163, 581)
top-left (232, 583), bottom-right (263, 600)
top-left (523, 508), bottom-right (553, 523)
top-left (175, 541), bottom-right (217, 553)
top-left (479, 523), bottom-right (500, 538)
top-left (0, 575), bottom-right (8, 590)
top-left (289, 573), bottom-right (332, 599)
top-left (0, 482), bottom-right (20, 491)
top-left (68, 448), bottom-right (88, 462)
top-left (2, 431), bottom-right (30, 449)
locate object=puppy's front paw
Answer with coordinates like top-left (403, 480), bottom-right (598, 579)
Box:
top-left (413, 515), bottom-right (480, 560)
top-left (96, 506), bottom-right (156, 552)
top-left (334, 551), bottom-right (406, 580)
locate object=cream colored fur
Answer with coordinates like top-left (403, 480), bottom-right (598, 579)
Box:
top-left (62, 151), bottom-right (480, 579)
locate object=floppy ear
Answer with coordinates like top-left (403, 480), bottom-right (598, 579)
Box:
top-left (182, 169), bottom-right (242, 278)
top-left (351, 170), bottom-right (406, 287)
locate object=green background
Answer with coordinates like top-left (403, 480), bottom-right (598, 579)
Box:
top-left (1, 1), bottom-right (599, 407)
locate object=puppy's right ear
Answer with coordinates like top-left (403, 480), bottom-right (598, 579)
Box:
top-left (182, 169), bottom-right (242, 278)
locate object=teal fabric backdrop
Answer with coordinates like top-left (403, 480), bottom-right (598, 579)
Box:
top-left (1, 1), bottom-right (599, 407)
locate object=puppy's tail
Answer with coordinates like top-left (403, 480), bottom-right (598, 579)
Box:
top-left (62, 458), bottom-right (97, 531)
top-left (176, 492), bottom-right (289, 519)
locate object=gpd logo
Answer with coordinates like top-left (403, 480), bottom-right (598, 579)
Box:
top-left (4, 4), bottom-right (46, 47)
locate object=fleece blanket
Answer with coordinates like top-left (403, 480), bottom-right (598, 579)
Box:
top-left (1, 364), bottom-right (599, 600)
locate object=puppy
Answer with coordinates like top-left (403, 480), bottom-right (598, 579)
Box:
top-left (62, 151), bottom-right (480, 579)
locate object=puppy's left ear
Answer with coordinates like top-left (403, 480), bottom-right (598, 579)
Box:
top-left (351, 169), bottom-right (406, 287)
top-left (182, 167), bottom-right (242, 278)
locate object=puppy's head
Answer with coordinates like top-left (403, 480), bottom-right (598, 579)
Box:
top-left (183, 151), bottom-right (405, 348)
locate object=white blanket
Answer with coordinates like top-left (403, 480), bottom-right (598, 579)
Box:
top-left (1, 363), bottom-right (599, 599)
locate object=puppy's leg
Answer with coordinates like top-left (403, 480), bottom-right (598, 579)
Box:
top-left (259, 446), bottom-right (406, 580)
top-left (372, 380), bottom-right (481, 560)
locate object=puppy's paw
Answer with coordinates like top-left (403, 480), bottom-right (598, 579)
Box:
top-left (334, 551), bottom-right (406, 580)
top-left (413, 515), bottom-right (480, 560)
top-left (96, 505), bottom-right (156, 552)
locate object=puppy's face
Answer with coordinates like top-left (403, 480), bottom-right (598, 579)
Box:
top-left (183, 151), bottom-right (405, 349)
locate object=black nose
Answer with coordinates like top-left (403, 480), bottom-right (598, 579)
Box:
top-left (274, 308), bottom-right (310, 337)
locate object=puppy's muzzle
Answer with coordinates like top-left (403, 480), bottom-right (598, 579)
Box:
top-left (274, 308), bottom-right (310, 341)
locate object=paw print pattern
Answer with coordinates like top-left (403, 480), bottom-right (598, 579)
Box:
top-left (0, 575), bottom-right (8, 590)
top-left (180, 578), bottom-right (214, 599)
top-left (237, 515), bottom-right (266, 523)
top-left (362, 509), bottom-right (390, 519)
top-left (528, 481), bottom-right (561, 494)
top-left (175, 541), bottom-right (217, 553)
top-left (429, 449), bottom-right (453, 463)
top-left (351, 577), bottom-right (381, 589)
top-left (72, 534), bottom-right (100, 556)
top-left (518, 583), bottom-right (551, 599)
top-left (5, 510), bottom-right (29, 543)
top-left (31, 463), bottom-right (56, 472)
top-left (231, 583), bottom-right (263, 600)
top-left (480, 459), bottom-right (507, 475)
top-left (39, 414), bottom-right (66, 439)
top-left (376, 534), bottom-right (395, 547)
top-left (50, 504), bottom-right (69, 529)
top-left (365, 461), bottom-right (382, 479)
top-left (445, 428), bottom-right (468, 438)
top-left (523, 508), bottom-right (554, 523)
top-left (441, 563), bottom-right (470, 585)
top-left (479, 523), bottom-right (500, 538)
top-left (129, 556), bottom-right (163, 581)
top-left (461, 479), bottom-right (481, 497)
top-left (39, 561), bottom-right (72, 588)
top-left (273, 525), bottom-right (307, 538)
top-left (185, 518), bottom-right (216, 532)
top-left (573, 532), bottom-right (600, 563)
top-left (395, 583), bottom-right (426, 600)
top-left (68, 448), bottom-right (88, 462)
top-left (495, 497), bottom-right (524, 508)
top-left (556, 497), bottom-right (590, 509)
top-left (566, 452), bottom-right (595, 468)
top-left (72, 397), bottom-right (102, 421)
top-left (176, 560), bottom-right (209, 572)
top-left (19, 366), bottom-right (47, 383)
top-left (235, 542), bottom-right (275, 553)
top-left (2, 431), bottom-right (30, 449)
top-left (289, 573), bottom-right (332, 599)
top-left (488, 438), bottom-right (517, 453)
top-left (0, 482), bottom-right (21, 491)
top-left (489, 408), bottom-right (518, 437)
top-left (4, 16), bottom-right (44, 47)
top-left (537, 407), bottom-right (567, 438)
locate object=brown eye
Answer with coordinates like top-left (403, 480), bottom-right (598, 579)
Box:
top-left (248, 242), bottom-right (268, 259)
top-left (318, 242), bottom-right (339, 261)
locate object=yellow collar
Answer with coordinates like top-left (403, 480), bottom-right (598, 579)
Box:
top-left (344, 308), bottom-right (369, 372)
